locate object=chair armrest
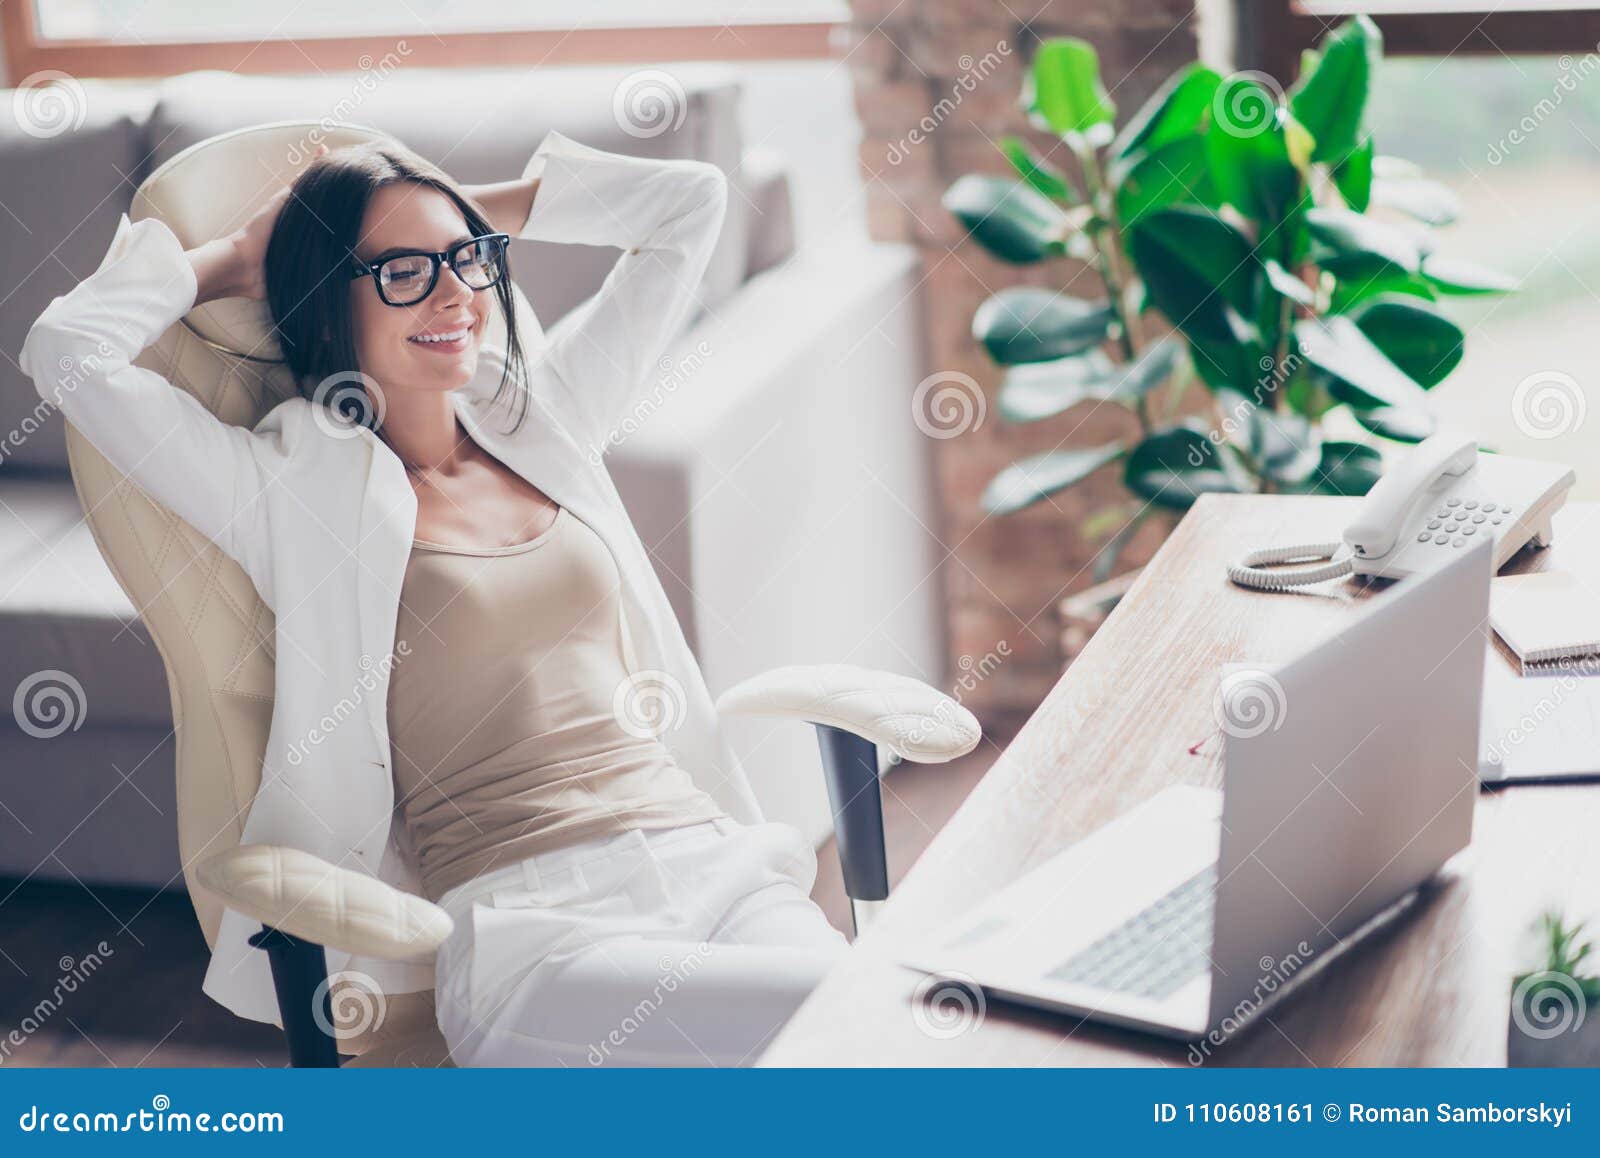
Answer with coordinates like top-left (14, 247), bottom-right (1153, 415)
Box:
top-left (197, 844), bottom-right (452, 962)
top-left (715, 663), bottom-right (981, 764)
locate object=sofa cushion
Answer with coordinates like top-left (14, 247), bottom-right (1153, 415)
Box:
top-left (0, 474), bottom-right (172, 727)
top-left (144, 64), bottom-right (752, 327)
top-left (0, 86), bottom-right (154, 472)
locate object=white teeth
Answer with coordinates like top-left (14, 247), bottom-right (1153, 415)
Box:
top-left (410, 329), bottom-right (469, 344)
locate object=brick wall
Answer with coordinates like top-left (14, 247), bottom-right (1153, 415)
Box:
top-left (845, 0), bottom-right (1203, 721)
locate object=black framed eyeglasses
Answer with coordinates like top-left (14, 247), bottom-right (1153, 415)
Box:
top-left (349, 233), bottom-right (511, 307)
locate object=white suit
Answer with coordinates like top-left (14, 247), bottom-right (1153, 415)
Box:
top-left (19, 130), bottom-right (775, 1028)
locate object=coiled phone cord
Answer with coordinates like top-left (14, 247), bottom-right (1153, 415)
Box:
top-left (1226, 542), bottom-right (1355, 591)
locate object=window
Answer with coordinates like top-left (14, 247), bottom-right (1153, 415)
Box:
top-left (4, 1), bottom-right (846, 79)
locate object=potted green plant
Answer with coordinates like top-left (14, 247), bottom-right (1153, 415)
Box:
top-left (1509, 910), bottom-right (1600, 1066)
top-left (945, 16), bottom-right (1516, 582)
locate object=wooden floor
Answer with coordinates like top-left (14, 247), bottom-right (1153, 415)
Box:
top-left (0, 719), bottom-right (1014, 1067)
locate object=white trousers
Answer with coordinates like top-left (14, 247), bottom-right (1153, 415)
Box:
top-left (432, 816), bottom-right (849, 1066)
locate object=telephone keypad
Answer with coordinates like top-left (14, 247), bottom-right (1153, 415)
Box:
top-left (1423, 492), bottom-right (1515, 548)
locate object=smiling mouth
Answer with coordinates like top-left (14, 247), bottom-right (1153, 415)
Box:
top-left (408, 325), bottom-right (474, 354)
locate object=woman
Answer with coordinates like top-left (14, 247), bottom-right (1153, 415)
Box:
top-left (21, 130), bottom-right (848, 1066)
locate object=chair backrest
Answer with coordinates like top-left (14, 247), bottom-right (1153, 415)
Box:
top-left (65, 121), bottom-right (528, 948)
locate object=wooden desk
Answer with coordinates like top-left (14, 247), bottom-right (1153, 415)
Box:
top-left (763, 495), bottom-right (1600, 1066)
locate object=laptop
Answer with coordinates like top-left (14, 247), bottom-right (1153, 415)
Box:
top-left (902, 536), bottom-right (1492, 1040)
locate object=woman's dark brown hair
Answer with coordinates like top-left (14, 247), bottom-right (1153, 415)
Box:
top-left (263, 143), bottom-right (531, 444)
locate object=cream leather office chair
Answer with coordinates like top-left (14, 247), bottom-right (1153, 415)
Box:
top-left (63, 121), bottom-right (980, 1067)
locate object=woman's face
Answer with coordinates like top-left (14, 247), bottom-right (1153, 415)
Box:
top-left (347, 182), bottom-right (493, 400)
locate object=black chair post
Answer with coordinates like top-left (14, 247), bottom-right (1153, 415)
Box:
top-left (248, 925), bottom-right (342, 1068)
top-left (813, 724), bottom-right (888, 933)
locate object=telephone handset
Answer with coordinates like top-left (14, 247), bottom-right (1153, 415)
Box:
top-left (1228, 432), bottom-right (1576, 591)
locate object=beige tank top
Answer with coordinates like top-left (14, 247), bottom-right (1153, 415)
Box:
top-left (387, 505), bottom-right (726, 902)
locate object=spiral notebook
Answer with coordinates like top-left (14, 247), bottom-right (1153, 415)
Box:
top-left (1489, 572), bottom-right (1600, 673)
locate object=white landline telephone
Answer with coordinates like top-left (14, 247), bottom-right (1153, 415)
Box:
top-left (1228, 432), bottom-right (1576, 590)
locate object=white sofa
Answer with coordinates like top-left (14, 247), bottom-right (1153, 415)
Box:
top-left (0, 63), bottom-right (944, 886)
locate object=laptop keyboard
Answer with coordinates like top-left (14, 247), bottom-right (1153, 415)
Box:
top-left (1044, 864), bottom-right (1217, 1002)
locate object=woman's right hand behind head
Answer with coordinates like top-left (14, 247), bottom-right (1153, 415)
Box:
top-left (189, 144), bottom-right (328, 305)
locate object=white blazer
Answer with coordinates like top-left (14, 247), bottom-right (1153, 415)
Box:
top-left (19, 130), bottom-right (764, 1025)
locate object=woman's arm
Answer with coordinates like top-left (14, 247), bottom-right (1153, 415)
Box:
top-left (460, 176), bottom-right (539, 238)
top-left (494, 131), bottom-right (729, 448)
top-left (18, 186), bottom-right (299, 591)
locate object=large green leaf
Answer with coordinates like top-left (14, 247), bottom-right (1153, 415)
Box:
top-left (973, 289), bottom-right (1115, 365)
top-left (943, 175), bottom-right (1074, 264)
top-left (997, 339), bottom-right (1181, 421)
top-left (1329, 269), bottom-right (1436, 313)
top-left (1292, 440), bottom-right (1383, 496)
top-left (1352, 405), bottom-right (1437, 443)
top-left (1332, 134), bottom-right (1373, 211)
top-left (1024, 39), bottom-right (1116, 141)
top-left (1113, 134), bottom-right (1218, 226)
top-left (1124, 425), bottom-right (1248, 510)
top-left (1305, 206), bottom-right (1422, 277)
top-left (1125, 206), bottom-right (1258, 340)
top-left (1349, 295), bottom-right (1463, 387)
top-left (1185, 329), bottom-right (1267, 394)
top-left (1372, 177), bottom-right (1461, 225)
top-left (999, 136), bottom-right (1079, 204)
top-left (1293, 314), bottom-right (1429, 410)
top-left (981, 444), bottom-right (1125, 515)
top-left (1288, 15), bottom-right (1381, 164)
top-left (1113, 63), bottom-right (1222, 158)
top-left (1421, 253), bottom-right (1519, 294)
top-left (1205, 80), bottom-right (1304, 223)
